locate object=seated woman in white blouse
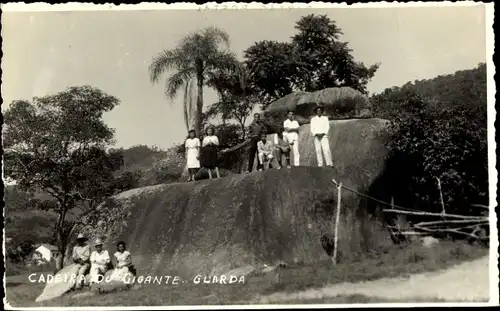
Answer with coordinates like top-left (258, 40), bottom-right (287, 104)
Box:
top-left (109, 241), bottom-right (135, 282)
top-left (200, 126), bottom-right (221, 179)
top-left (89, 238), bottom-right (110, 284)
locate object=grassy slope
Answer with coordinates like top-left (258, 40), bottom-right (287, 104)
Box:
top-left (5, 241), bottom-right (487, 307)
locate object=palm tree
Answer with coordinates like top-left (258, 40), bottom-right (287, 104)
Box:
top-left (149, 26), bottom-right (239, 136)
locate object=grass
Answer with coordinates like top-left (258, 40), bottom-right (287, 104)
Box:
top-left (5, 260), bottom-right (57, 278)
top-left (5, 240), bottom-right (488, 307)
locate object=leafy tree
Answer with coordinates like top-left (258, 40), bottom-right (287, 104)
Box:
top-left (3, 86), bottom-right (135, 270)
top-left (292, 15), bottom-right (379, 93)
top-left (379, 79), bottom-right (487, 215)
top-left (244, 14), bottom-right (379, 108)
top-left (206, 64), bottom-right (257, 139)
top-left (244, 41), bottom-right (301, 105)
top-left (149, 26), bottom-right (239, 137)
top-left (6, 241), bottom-right (35, 265)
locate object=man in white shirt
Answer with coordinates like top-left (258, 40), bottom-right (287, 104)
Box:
top-left (283, 111), bottom-right (300, 166)
top-left (310, 106), bottom-right (333, 167)
top-left (89, 238), bottom-right (110, 284)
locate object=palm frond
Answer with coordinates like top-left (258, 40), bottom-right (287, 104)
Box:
top-left (202, 26), bottom-right (230, 48)
top-left (166, 69), bottom-right (193, 99)
top-left (149, 49), bottom-right (188, 84)
top-left (205, 51), bottom-right (239, 74)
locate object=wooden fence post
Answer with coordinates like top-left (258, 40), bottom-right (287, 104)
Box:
top-left (435, 177), bottom-right (446, 214)
top-left (332, 182), bottom-right (342, 265)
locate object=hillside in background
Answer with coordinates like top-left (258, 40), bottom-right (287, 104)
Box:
top-left (404, 63), bottom-right (486, 108)
top-left (371, 63), bottom-right (486, 118)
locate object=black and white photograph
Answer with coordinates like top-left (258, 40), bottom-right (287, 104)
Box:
top-left (1, 2), bottom-right (497, 308)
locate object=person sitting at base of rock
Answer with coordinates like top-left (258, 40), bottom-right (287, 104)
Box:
top-left (72, 234), bottom-right (91, 289)
top-left (257, 133), bottom-right (275, 171)
top-left (274, 129), bottom-right (291, 169)
top-left (109, 241), bottom-right (135, 282)
top-left (89, 238), bottom-right (110, 284)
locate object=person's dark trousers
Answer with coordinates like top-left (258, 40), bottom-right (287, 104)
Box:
top-left (247, 136), bottom-right (260, 172)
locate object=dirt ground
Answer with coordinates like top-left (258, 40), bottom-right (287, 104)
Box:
top-left (255, 255), bottom-right (491, 303)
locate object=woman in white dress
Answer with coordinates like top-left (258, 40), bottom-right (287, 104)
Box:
top-left (185, 130), bottom-right (201, 182)
top-left (109, 241), bottom-right (134, 283)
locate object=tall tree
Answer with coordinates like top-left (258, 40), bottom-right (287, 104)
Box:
top-left (291, 14), bottom-right (379, 93)
top-left (206, 63), bottom-right (256, 139)
top-left (244, 14), bottom-right (379, 109)
top-left (244, 41), bottom-right (301, 106)
top-left (149, 26), bottom-right (239, 136)
top-left (3, 86), bottom-right (135, 270)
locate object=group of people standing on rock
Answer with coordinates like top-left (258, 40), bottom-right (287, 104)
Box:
top-left (246, 106), bottom-right (334, 172)
top-left (183, 105), bottom-right (334, 181)
top-left (70, 234), bottom-right (135, 289)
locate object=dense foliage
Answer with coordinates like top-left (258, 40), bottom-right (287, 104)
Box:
top-left (244, 14), bottom-right (379, 108)
top-left (205, 64), bottom-right (257, 139)
top-left (372, 64), bottom-right (488, 215)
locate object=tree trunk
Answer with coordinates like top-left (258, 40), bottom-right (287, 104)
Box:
top-left (56, 230), bottom-right (66, 271)
top-left (239, 120), bottom-right (246, 140)
top-left (183, 78), bottom-right (196, 133)
top-left (195, 73), bottom-right (204, 137)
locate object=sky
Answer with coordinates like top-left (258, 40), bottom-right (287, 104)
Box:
top-left (1, 4), bottom-right (488, 151)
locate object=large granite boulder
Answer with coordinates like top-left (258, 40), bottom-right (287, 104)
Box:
top-left (263, 87), bottom-right (372, 133)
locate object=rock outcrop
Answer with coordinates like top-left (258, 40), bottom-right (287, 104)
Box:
top-left (262, 87), bottom-right (372, 133)
top-left (100, 118), bottom-right (394, 278)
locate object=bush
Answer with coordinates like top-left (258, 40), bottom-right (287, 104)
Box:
top-left (372, 64), bottom-right (488, 215)
top-left (384, 91), bottom-right (487, 214)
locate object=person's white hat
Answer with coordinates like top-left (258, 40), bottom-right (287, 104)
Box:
top-left (76, 233), bottom-right (85, 240)
top-left (94, 238), bottom-right (103, 246)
